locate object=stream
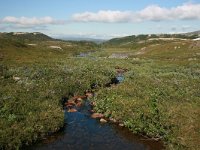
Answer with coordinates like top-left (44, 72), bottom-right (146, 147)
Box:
top-left (25, 68), bottom-right (164, 150)
top-left (25, 100), bottom-right (163, 150)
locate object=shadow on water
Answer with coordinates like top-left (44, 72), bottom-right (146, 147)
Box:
top-left (25, 99), bottom-right (164, 150)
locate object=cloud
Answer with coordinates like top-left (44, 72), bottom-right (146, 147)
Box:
top-left (73, 10), bottom-right (132, 23)
top-left (72, 3), bottom-right (200, 23)
top-left (0, 24), bottom-right (50, 32)
top-left (1, 16), bottom-right (64, 26)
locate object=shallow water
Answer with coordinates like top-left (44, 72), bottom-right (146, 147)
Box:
top-left (25, 100), bottom-right (163, 150)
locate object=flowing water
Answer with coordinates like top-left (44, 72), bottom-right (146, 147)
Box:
top-left (25, 70), bottom-right (164, 150)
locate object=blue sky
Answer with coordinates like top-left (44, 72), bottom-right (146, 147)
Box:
top-left (0, 0), bottom-right (200, 39)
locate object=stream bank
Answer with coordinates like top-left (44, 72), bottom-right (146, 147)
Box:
top-left (24, 67), bottom-right (164, 150)
top-left (25, 98), bottom-right (163, 150)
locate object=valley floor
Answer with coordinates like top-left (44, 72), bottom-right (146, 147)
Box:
top-left (0, 35), bottom-right (199, 149)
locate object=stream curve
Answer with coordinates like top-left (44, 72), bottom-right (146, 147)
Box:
top-left (25, 99), bottom-right (163, 150)
top-left (25, 68), bottom-right (164, 150)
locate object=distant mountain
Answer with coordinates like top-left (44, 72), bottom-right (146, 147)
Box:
top-left (55, 36), bottom-right (106, 44)
top-left (103, 30), bottom-right (200, 46)
top-left (182, 30), bottom-right (200, 36)
top-left (0, 32), bottom-right (53, 42)
top-left (0, 32), bottom-right (99, 58)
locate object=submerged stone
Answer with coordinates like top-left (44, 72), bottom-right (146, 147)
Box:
top-left (100, 118), bottom-right (107, 123)
top-left (68, 108), bottom-right (77, 113)
top-left (109, 118), bottom-right (117, 123)
top-left (91, 113), bottom-right (104, 119)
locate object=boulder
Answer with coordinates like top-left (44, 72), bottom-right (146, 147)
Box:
top-left (119, 123), bottom-right (125, 127)
top-left (100, 118), bottom-right (107, 123)
top-left (91, 113), bottom-right (104, 119)
top-left (68, 108), bottom-right (77, 113)
top-left (109, 118), bottom-right (117, 123)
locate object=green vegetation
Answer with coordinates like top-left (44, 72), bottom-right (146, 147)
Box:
top-left (0, 33), bottom-right (103, 149)
top-left (0, 32), bottom-right (199, 149)
top-left (92, 59), bottom-right (200, 149)
top-left (93, 36), bottom-right (200, 149)
top-left (103, 33), bottom-right (199, 47)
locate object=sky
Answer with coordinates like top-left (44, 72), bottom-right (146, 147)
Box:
top-left (0, 0), bottom-right (200, 39)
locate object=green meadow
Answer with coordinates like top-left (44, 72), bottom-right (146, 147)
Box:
top-left (0, 32), bottom-right (199, 149)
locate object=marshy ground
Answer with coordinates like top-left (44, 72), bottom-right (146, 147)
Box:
top-left (0, 32), bottom-right (199, 149)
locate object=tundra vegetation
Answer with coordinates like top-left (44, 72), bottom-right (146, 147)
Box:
top-left (0, 32), bottom-right (199, 149)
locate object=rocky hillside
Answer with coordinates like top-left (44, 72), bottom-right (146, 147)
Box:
top-left (103, 31), bottom-right (200, 47)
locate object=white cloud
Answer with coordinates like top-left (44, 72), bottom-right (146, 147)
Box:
top-left (137, 5), bottom-right (170, 21)
top-left (72, 3), bottom-right (200, 23)
top-left (1, 16), bottom-right (64, 26)
top-left (73, 10), bottom-right (132, 23)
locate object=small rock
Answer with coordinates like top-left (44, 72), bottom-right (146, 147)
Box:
top-left (73, 96), bottom-right (85, 100)
top-left (119, 123), bottom-right (124, 127)
top-left (77, 97), bottom-right (83, 101)
top-left (109, 118), bottom-right (117, 123)
top-left (90, 102), bottom-right (96, 106)
top-left (85, 92), bottom-right (93, 98)
top-left (75, 97), bottom-right (83, 103)
top-left (89, 109), bottom-right (95, 113)
top-left (68, 108), bottom-right (77, 113)
top-left (13, 76), bottom-right (21, 81)
top-left (27, 43), bottom-right (37, 46)
top-left (76, 102), bottom-right (82, 107)
top-left (100, 118), bottom-right (107, 123)
top-left (91, 113), bottom-right (104, 119)
top-left (49, 46), bottom-right (62, 50)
